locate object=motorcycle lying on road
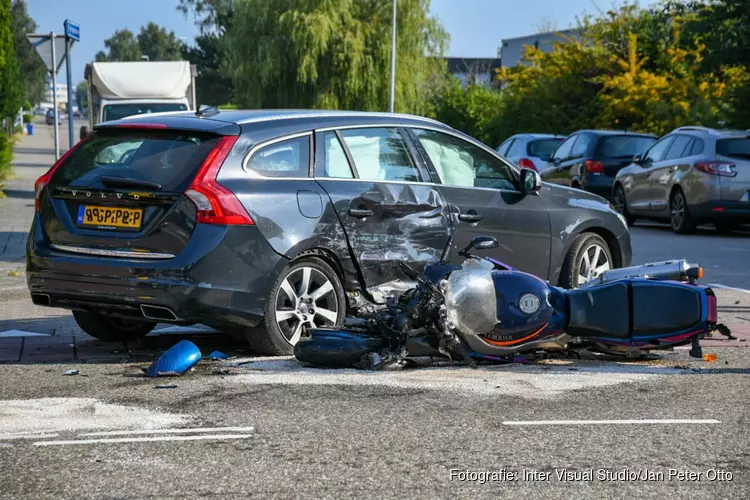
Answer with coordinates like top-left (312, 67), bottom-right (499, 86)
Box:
top-left (294, 235), bottom-right (731, 370)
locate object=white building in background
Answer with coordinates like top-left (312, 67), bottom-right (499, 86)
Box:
top-left (499, 29), bottom-right (580, 68)
top-left (39, 79), bottom-right (68, 111)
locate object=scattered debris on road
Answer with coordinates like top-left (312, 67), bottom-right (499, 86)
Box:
top-left (146, 340), bottom-right (202, 378)
top-left (63, 369), bottom-right (80, 376)
top-left (207, 350), bottom-right (230, 360)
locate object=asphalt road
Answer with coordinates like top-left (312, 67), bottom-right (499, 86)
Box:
top-left (0, 123), bottom-right (749, 499)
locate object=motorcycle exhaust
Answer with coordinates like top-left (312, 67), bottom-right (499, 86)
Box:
top-left (582, 260), bottom-right (703, 287)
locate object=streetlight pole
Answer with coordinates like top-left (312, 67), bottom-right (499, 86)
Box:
top-left (389, 0), bottom-right (397, 113)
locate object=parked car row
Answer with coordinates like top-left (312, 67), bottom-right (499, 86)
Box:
top-left (499, 126), bottom-right (750, 234)
top-left (27, 110), bottom-right (631, 355)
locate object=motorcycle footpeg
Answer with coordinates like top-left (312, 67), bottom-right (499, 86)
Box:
top-left (689, 336), bottom-right (703, 359)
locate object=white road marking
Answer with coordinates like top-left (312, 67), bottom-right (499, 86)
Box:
top-left (0, 330), bottom-right (50, 338)
top-left (502, 419), bottom-right (721, 426)
top-left (80, 426), bottom-right (254, 437)
top-left (34, 434), bottom-right (254, 446)
top-left (0, 433), bottom-right (59, 440)
top-left (708, 283), bottom-right (750, 294)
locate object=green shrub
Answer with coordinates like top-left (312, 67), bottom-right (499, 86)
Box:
top-left (0, 133), bottom-right (13, 190)
top-left (23, 114), bottom-right (32, 124)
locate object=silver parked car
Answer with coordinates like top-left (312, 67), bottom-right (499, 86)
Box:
top-left (613, 126), bottom-right (750, 233)
top-left (497, 134), bottom-right (564, 172)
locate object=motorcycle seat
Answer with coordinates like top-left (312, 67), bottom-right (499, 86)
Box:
top-left (566, 282), bottom-right (630, 339)
top-left (566, 280), bottom-right (703, 340)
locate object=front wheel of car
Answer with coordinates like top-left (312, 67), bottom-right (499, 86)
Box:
top-left (245, 257), bottom-right (347, 356)
top-left (670, 188), bottom-right (696, 234)
top-left (613, 185), bottom-right (636, 227)
top-left (72, 311), bottom-right (156, 341)
top-left (559, 233), bottom-right (613, 289)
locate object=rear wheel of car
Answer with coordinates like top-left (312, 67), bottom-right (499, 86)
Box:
top-left (670, 188), bottom-right (696, 234)
top-left (559, 233), bottom-right (613, 289)
top-left (613, 185), bottom-right (635, 227)
top-left (245, 257), bottom-right (346, 356)
top-left (72, 311), bottom-right (156, 341)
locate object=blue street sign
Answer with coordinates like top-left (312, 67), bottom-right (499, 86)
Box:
top-left (64, 19), bottom-right (80, 41)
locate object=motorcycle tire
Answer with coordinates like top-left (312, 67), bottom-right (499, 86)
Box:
top-left (293, 328), bottom-right (388, 368)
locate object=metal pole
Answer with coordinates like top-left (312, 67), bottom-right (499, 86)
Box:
top-left (51, 32), bottom-right (59, 160)
top-left (65, 36), bottom-right (74, 148)
top-left (389, 0), bottom-right (397, 113)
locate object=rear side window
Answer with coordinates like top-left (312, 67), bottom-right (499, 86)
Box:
top-left (663, 135), bottom-right (693, 160)
top-left (506, 139), bottom-right (526, 157)
top-left (246, 136), bottom-right (311, 178)
top-left (339, 128), bottom-right (420, 182)
top-left (570, 135), bottom-right (593, 158)
top-left (317, 132), bottom-right (353, 179)
top-left (716, 138), bottom-right (750, 160)
top-left (690, 138), bottom-right (705, 155)
top-left (599, 136), bottom-right (657, 159)
top-left (527, 138), bottom-right (562, 158)
top-left (50, 130), bottom-right (221, 192)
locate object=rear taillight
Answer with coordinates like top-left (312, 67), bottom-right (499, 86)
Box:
top-left (518, 158), bottom-right (536, 171)
top-left (584, 160), bottom-right (604, 173)
top-left (695, 161), bottom-right (736, 177)
top-left (707, 292), bottom-right (717, 323)
top-left (34, 135), bottom-right (90, 212)
top-left (185, 135), bottom-right (254, 225)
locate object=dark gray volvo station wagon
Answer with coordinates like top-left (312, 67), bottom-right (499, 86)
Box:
top-left (27, 109), bottom-right (631, 354)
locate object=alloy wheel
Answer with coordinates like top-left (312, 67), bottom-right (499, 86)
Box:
top-left (576, 244), bottom-right (611, 286)
top-left (671, 192), bottom-right (685, 229)
top-left (274, 266), bottom-right (339, 345)
top-left (613, 188), bottom-right (626, 215)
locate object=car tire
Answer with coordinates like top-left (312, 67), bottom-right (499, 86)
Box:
top-left (558, 233), bottom-right (613, 289)
top-left (245, 257), bottom-right (347, 356)
top-left (72, 311), bottom-right (156, 341)
top-left (613, 185), bottom-right (636, 227)
top-left (670, 188), bottom-right (696, 234)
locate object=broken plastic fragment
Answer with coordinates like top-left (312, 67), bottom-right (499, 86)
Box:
top-left (64, 369), bottom-right (80, 376)
top-left (703, 353), bottom-right (717, 362)
top-left (146, 340), bottom-right (202, 377)
top-left (207, 350), bottom-right (230, 360)
top-left (154, 384), bottom-right (178, 389)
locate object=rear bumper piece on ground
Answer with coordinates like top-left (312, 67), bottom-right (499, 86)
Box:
top-left (26, 219), bottom-right (287, 328)
top-left (689, 200), bottom-right (750, 223)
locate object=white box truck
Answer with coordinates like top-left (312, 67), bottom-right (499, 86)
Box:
top-left (81, 61), bottom-right (197, 140)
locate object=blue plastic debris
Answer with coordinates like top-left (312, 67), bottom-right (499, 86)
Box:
top-left (146, 340), bottom-right (202, 378)
top-left (207, 350), bottom-right (230, 360)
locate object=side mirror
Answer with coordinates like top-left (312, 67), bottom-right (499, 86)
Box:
top-left (80, 125), bottom-right (89, 141)
top-left (519, 167), bottom-right (542, 194)
top-left (632, 154), bottom-right (642, 165)
top-left (461, 236), bottom-right (499, 255)
top-left (552, 157), bottom-right (561, 166)
top-left (538, 153), bottom-right (551, 162)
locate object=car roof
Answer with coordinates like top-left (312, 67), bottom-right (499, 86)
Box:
top-left (573, 129), bottom-right (657, 137)
top-left (95, 108), bottom-right (453, 137)
top-left (510, 133), bottom-right (565, 140)
top-left (670, 126), bottom-right (750, 138)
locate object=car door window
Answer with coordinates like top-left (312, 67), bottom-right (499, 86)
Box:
top-left (317, 131), bottom-right (353, 178)
top-left (690, 138), bottom-right (705, 155)
top-left (246, 135), bottom-right (311, 178)
top-left (643, 137), bottom-right (674, 163)
top-left (339, 128), bottom-right (420, 182)
top-left (412, 128), bottom-right (516, 190)
top-left (506, 139), bottom-right (526, 158)
top-left (497, 139), bottom-right (513, 156)
top-left (569, 134), bottom-right (592, 158)
top-left (551, 135), bottom-right (577, 162)
top-left (663, 135), bottom-right (693, 161)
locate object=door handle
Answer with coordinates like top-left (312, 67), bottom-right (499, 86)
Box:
top-left (458, 212), bottom-right (483, 223)
top-left (349, 208), bottom-right (374, 218)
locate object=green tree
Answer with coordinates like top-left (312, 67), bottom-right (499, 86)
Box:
top-left (99, 29), bottom-right (141, 61)
top-left (75, 81), bottom-right (88, 116)
top-left (224, 0), bottom-right (447, 113)
top-left (0, 0), bottom-right (22, 121)
top-left (432, 79), bottom-right (503, 146)
top-left (137, 22), bottom-right (184, 61)
top-left (11, 0), bottom-right (47, 105)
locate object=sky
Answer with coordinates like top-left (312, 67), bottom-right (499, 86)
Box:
top-left (26, 0), bottom-right (615, 87)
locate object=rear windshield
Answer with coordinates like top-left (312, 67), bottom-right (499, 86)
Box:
top-left (598, 135), bottom-right (656, 158)
top-left (50, 130), bottom-right (221, 192)
top-left (716, 138), bottom-right (750, 160)
top-left (527, 138), bottom-right (563, 157)
top-left (103, 103), bottom-right (188, 122)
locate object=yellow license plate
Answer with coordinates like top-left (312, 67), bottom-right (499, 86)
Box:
top-left (77, 205), bottom-right (143, 229)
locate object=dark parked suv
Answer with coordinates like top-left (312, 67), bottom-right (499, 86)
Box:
top-left (27, 110), bottom-right (631, 355)
top-left (540, 130), bottom-right (656, 199)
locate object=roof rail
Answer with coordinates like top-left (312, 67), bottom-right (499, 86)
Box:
top-left (672, 126), bottom-right (718, 135)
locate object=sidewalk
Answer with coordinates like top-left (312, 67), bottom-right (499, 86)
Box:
top-left (0, 121), bottom-right (74, 298)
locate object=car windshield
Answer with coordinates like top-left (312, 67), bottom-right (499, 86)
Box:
top-left (598, 135), bottom-right (656, 158)
top-left (48, 129), bottom-right (221, 192)
top-left (103, 103), bottom-right (188, 122)
top-left (716, 138), bottom-right (750, 160)
top-left (527, 138), bottom-right (563, 157)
